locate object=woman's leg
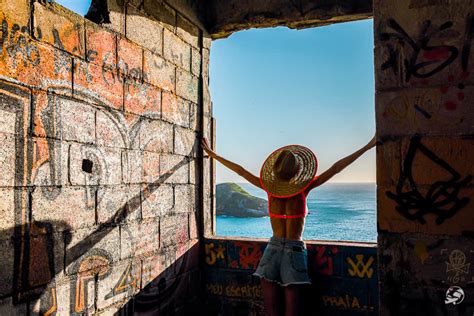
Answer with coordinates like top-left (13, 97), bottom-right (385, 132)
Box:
top-left (284, 284), bottom-right (310, 316)
top-left (261, 278), bottom-right (284, 316)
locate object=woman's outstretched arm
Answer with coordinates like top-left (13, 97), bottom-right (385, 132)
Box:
top-left (201, 138), bottom-right (262, 189)
top-left (306, 136), bottom-right (376, 192)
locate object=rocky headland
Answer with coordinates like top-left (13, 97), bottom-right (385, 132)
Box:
top-left (216, 183), bottom-right (267, 217)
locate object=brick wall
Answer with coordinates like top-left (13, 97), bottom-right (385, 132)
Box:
top-left (375, 0), bottom-right (474, 314)
top-left (0, 0), bottom-right (212, 314)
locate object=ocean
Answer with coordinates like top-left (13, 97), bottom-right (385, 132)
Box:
top-left (216, 182), bottom-right (376, 242)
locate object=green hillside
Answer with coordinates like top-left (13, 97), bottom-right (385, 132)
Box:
top-left (216, 183), bottom-right (267, 217)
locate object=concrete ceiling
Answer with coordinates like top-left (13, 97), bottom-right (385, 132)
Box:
top-left (86, 0), bottom-right (373, 40)
top-left (202, 0), bottom-right (373, 39)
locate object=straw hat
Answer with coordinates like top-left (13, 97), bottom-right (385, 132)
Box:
top-left (260, 145), bottom-right (317, 198)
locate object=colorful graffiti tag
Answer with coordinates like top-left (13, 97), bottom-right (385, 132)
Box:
top-left (346, 255), bottom-right (375, 278)
top-left (379, 16), bottom-right (474, 82)
top-left (205, 242), bottom-right (226, 266)
top-left (311, 245), bottom-right (339, 276)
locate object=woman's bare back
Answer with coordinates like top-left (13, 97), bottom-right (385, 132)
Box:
top-left (269, 193), bottom-right (307, 240)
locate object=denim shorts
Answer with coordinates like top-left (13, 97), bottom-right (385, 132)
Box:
top-left (253, 236), bottom-right (311, 286)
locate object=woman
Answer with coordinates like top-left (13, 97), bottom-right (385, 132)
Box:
top-left (201, 136), bottom-right (376, 316)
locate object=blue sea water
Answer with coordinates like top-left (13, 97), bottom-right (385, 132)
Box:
top-left (216, 183), bottom-right (376, 242)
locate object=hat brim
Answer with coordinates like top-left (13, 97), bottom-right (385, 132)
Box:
top-left (260, 145), bottom-right (317, 198)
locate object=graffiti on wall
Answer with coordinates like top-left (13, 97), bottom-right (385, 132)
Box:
top-left (205, 240), bottom-right (264, 270)
top-left (0, 19), bottom-right (42, 69)
top-left (322, 294), bottom-right (374, 311)
top-left (205, 242), bottom-right (226, 266)
top-left (380, 83), bottom-right (471, 138)
top-left (125, 244), bottom-right (199, 315)
top-left (405, 239), bottom-right (444, 265)
top-left (228, 241), bottom-right (263, 270)
top-left (310, 246), bottom-right (339, 276)
top-left (386, 135), bottom-right (471, 225)
top-left (206, 283), bottom-right (263, 299)
top-left (0, 13), bottom-right (197, 315)
top-left (204, 240), bottom-right (378, 315)
top-left (441, 249), bottom-right (472, 284)
top-left (379, 16), bottom-right (474, 83)
top-left (379, 17), bottom-right (474, 131)
top-left (0, 16), bottom-right (163, 112)
top-left (346, 254), bottom-right (374, 278)
top-left (378, 14), bottom-right (474, 131)
top-left (67, 249), bottom-right (113, 314)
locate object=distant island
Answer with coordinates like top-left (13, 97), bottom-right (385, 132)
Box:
top-left (216, 183), bottom-right (267, 217)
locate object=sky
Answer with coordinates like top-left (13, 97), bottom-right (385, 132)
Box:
top-left (210, 20), bottom-right (376, 184)
top-left (54, 1), bottom-right (376, 184)
top-left (55, 0), bottom-right (91, 15)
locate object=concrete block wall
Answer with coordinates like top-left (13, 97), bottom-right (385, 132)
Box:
top-left (375, 1), bottom-right (474, 314)
top-left (2, 0), bottom-right (472, 314)
top-left (203, 238), bottom-right (378, 315)
top-left (0, 0), bottom-right (212, 314)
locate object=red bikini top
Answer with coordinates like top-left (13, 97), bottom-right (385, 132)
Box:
top-left (267, 190), bottom-right (308, 219)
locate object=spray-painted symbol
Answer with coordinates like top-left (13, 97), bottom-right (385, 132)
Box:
top-left (386, 135), bottom-right (472, 225)
top-left (445, 286), bottom-right (465, 305)
top-left (205, 242), bottom-right (225, 265)
top-left (446, 250), bottom-right (470, 283)
top-left (314, 246), bottom-right (338, 276)
top-left (234, 242), bottom-right (262, 269)
top-left (346, 255), bottom-right (374, 278)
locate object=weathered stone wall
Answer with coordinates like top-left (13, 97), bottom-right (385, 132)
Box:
top-left (203, 238), bottom-right (378, 315)
top-left (375, 0), bottom-right (474, 314)
top-left (0, 0), bottom-right (212, 314)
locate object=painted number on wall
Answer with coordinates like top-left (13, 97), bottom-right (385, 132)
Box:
top-left (205, 242), bottom-right (225, 265)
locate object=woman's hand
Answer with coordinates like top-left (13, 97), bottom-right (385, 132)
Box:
top-left (366, 135), bottom-right (376, 149)
top-left (201, 137), bottom-right (217, 158)
top-left (307, 134), bottom-right (377, 190)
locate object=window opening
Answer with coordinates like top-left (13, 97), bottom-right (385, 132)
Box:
top-left (210, 20), bottom-right (376, 242)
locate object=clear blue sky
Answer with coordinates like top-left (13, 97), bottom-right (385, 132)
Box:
top-left (55, 0), bottom-right (91, 15)
top-left (211, 20), bottom-right (375, 184)
top-left (55, 1), bottom-right (375, 183)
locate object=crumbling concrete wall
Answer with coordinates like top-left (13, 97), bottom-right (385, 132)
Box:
top-left (0, 0), bottom-right (212, 314)
top-left (204, 0), bottom-right (372, 39)
top-left (375, 0), bottom-right (474, 314)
